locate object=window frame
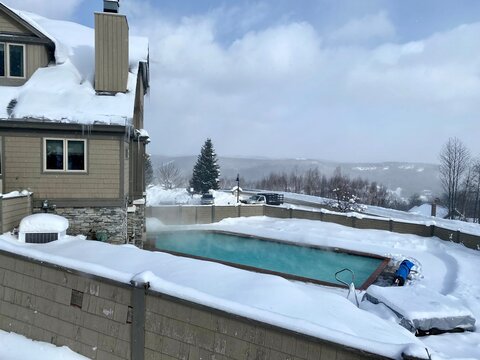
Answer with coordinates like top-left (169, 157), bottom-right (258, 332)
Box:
top-left (6, 43), bottom-right (26, 79)
top-left (43, 138), bottom-right (88, 173)
top-left (0, 42), bottom-right (5, 78)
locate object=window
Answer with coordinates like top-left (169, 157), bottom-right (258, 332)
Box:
top-left (8, 44), bottom-right (24, 78)
top-left (0, 43), bottom-right (4, 77)
top-left (44, 139), bottom-right (87, 172)
top-left (0, 43), bottom-right (25, 78)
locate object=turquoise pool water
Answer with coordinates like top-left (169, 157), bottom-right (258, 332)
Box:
top-left (149, 231), bottom-right (386, 288)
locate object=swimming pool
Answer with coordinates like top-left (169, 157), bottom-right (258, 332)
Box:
top-left (146, 230), bottom-right (389, 289)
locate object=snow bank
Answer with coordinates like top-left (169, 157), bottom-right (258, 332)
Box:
top-left (0, 329), bottom-right (88, 360)
top-left (366, 285), bottom-right (476, 332)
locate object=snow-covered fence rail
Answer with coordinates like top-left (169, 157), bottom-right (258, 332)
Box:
top-left (0, 192), bottom-right (32, 233)
top-left (147, 205), bottom-right (480, 250)
top-left (0, 250), bottom-right (397, 360)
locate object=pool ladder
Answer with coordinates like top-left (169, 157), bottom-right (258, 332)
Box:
top-left (335, 268), bottom-right (360, 307)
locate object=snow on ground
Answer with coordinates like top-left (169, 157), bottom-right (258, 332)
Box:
top-left (0, 329), bottom-right (88, 360)
top-left (409, 204), bottom-right (449, 219)
top-left (146, 187), bottom-right (241, 206)
top-left (146, 186), bottom-right (480, 236)
top-left (2, 216), bottom-right (480, 359)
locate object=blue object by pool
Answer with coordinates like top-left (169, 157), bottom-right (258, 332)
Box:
top-left (394, 259), bottom-right (415, 286)
top-left (149, 231), bottom-right (389, 289)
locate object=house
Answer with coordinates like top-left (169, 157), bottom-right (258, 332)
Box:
top-left (0, 0), bottom-right (150, 245)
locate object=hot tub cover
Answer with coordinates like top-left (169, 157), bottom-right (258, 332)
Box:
top-left (365, 284), bottom-right (476, 333)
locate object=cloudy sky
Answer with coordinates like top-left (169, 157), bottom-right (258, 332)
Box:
top-left (6, 0), bottom-right (480, 163)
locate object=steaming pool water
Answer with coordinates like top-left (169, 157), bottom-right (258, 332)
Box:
top-left (146, 230), bottom-right (389, 289)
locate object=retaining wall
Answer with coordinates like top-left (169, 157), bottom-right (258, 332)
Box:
top-left (0, 249), bottom-right (397, 360)
top-left (146, 205), bottom-right (480, 250)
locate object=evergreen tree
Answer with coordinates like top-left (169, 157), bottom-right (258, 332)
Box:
top-left (189, 139), bottom-right (220, 193)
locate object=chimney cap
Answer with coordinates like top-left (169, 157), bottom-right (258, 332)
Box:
top-left (104, 0), bottom-right (120, 13)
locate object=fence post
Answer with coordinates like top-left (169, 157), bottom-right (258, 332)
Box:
top-left (389, 220), bottom-right (393, 232)
top-left (130, 280), bottom-right (149, 360)
top-left (430, 224), bottom-right (435, 237)
top-left (351, 216), bottom-right (356, 228)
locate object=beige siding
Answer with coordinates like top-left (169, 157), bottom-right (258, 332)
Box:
top-left (4, 136), bottom-right (121, 199)
top-left (94, 12), bottom-right (128, 93)
top-left (26, 43), bottom-right (50, 78)
top-left (0, 11), bottom-right (33, 34)
top-left (1, 195), bottom-right (32, 232)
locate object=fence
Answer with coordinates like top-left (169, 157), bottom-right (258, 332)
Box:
top-left (0, 193), bottom-right (32, 233)
top-left (146, 205), bottom-right (480, 251)
top-left (0, 249), bottom-right (398, 360)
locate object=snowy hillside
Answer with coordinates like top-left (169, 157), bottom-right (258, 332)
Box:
top-left (151, 155), bottom-right (441, 197)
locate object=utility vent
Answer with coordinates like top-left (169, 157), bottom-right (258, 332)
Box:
top-left (71, 290), bottom-right (84, 308)
top-left (25, 233), bottom-right (58, 244)
top-left (19, 214), bottom-right (69, 243)
top-left (104, 0), bottom-right (120, 13)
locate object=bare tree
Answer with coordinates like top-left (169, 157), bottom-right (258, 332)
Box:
top-left (157, 162), bottom-right (183, 190)
top-left (439, 138), bottom-right (470, 219)
top-left (471, 159), bottom-right (480, 223)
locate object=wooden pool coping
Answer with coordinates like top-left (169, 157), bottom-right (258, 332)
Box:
top-left (145, 229), bottom-right (391, 291)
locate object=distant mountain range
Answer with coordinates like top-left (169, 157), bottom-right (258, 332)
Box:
top-left (151, 155), bottom-right (441, 198)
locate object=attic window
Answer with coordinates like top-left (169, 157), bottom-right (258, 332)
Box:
top-left (8, 44), bottom-right (25, 78)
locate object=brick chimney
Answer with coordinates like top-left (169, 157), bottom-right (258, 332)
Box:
top-left (94, 0), bottom-right (128, 94)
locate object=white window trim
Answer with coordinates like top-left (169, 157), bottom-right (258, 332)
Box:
top-left (0, 42), bottom-right (5, 78)
top-left (6, 43), bottom-right (26, 79)
top-left (43, 138), bottom-right (87, 173)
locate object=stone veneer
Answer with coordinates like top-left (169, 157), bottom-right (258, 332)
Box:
top-left (44, 205), bottom-right (145, 246)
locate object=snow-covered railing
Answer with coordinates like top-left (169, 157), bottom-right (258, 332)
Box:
top-left (0, 190), bottom-right (33, 233)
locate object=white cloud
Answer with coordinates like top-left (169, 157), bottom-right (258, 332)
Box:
top-left (327, 11), bottom-right (396, 46)
top-left (126, 8), bottom-right (480, 162)
top-left (8, 0), bottom-right (480, 163)
top-left (2, 0), bottom-right (83, 19)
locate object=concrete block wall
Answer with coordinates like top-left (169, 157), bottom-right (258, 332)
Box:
top-left (0, 251), bottom-right (132, 360)
top-left (144, 291), bottom-right (389, 360)
top-left (0, 250), bottom-right (396, 360)
top-left (146, 205), bottom-right (480, 250)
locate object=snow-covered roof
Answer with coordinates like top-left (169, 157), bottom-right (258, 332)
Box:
top-left (0, 5), bottom-right (149, 126)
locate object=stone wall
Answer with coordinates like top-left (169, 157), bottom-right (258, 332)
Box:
top-left (0, 250), bottom-right (410, 360)
top-left (127, 202), bottom-right (146, 247)
top-left (53, 206), bottom-right (127, 245)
